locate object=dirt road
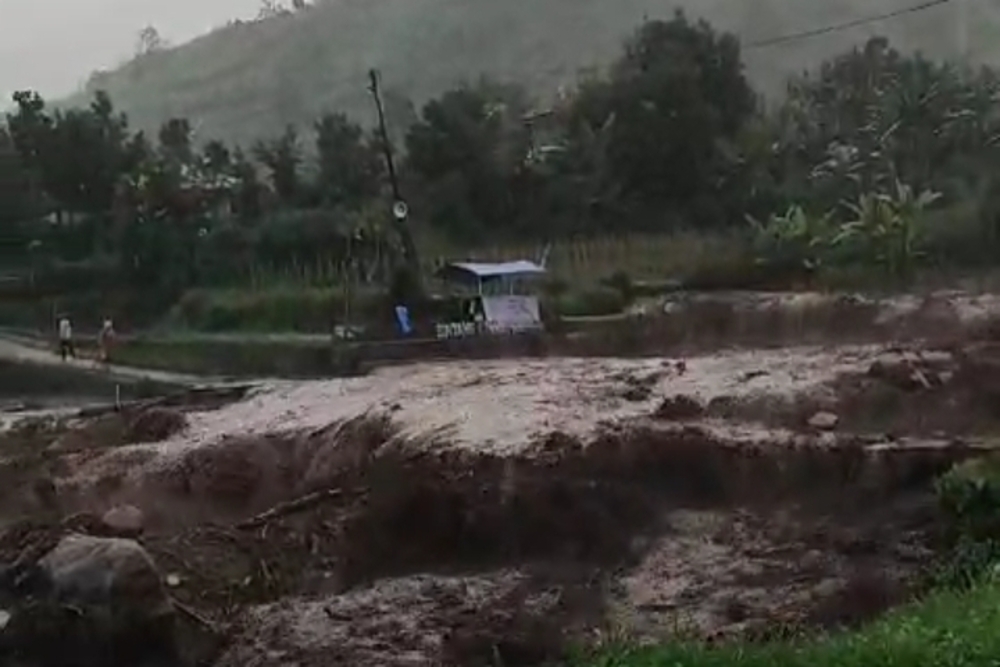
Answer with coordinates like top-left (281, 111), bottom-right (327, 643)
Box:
top-left (0, 334), bottom-right (213, 387)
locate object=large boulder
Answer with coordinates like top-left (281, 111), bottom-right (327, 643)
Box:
top-left (39, 534), bottom-right (171, 615)
top-left (0, 534), bottom-right (180, 667)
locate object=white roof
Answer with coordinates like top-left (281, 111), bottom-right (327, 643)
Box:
top-left (444, 261), bottom-right (546, 279)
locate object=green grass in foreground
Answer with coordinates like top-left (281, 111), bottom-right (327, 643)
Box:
top-left (583, 577), bottom-right (1000, 667)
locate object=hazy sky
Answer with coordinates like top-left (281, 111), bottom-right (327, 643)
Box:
top-left (0, 0), bottom-right (260, 102)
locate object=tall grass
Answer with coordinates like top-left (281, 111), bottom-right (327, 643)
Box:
top-left (165, 285), bottom-right (386, 333)
top-left (243, 258), bottom-right (355, 291)
top-left (214, 232), bottom-right (746, 293)
top-left (421, 232), bottom-right (749, 285)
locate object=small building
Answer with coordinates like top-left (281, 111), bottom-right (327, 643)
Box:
top-left (433, 260), bottom-right (547, 339)
top-left (436, 260), bottom-right (546, 295)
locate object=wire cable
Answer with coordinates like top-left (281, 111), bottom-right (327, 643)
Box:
top-left (746, 0), bottom-right (953, 49)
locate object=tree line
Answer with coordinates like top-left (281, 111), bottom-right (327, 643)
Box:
top-left (4, 11), bottom-right (1000, 303)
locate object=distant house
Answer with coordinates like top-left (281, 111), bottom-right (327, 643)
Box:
top-left (523, 107), bottom-right (568, 164)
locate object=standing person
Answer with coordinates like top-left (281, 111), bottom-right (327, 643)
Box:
top-left (57, 315), bottom-right (75, 361)
top-left (98, 318), bottom-right (116, 363)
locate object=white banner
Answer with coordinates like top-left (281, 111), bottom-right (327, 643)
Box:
top-left (481, 296), bottom-right (542, 333)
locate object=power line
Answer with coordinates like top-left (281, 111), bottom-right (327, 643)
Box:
top-left (746, 0), bottom-right (953, 49)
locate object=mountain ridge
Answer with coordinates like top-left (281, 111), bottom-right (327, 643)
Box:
top-left (59, 0), bottom-right (1000, 146)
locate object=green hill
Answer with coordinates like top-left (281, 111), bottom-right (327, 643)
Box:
top-left (62, 0), bottom-right (1000, 146)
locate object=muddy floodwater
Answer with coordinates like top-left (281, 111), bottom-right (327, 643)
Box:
top-left (4, 290), bottom-right (1000, 666)
top-left (0, 359), bottom-right (174, 413)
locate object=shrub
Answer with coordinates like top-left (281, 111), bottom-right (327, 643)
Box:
top-left (937, 457), bottom-right (1000, 543)
top-left (555, 285), bottom-right (628, 318)
top-left (935, 457), bottom-right (1000, 587)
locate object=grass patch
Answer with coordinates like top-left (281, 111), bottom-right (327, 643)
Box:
top-left (583, 578), bottom-right (1000, 667)
top-left (423, 232), bottom-right (749, 285)
top-left (113, 338), bottom-right (337, 378)
top-left (167, 279), bottom-right (639, 334)
top-left (551, 286), bottom-right (630, 318)
top-left (165, 286), bottom-right (388, 333)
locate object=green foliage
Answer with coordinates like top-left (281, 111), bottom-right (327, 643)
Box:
top-left (254, 125), bottom-right (302, 205)
top-left (578, 579), bottom-right (1000, 667)
top-left (750, 205), bottom-right (833, 272)
top-left (773, 38), bottom-right (999, 204)
top-left (0, 125), bottom-right (34, 230)
top-left (601, 271), bottom-right (635, 302)
top-left (584, 12), bottom-right (755, 225)
top-left (166, 286), bottom-right (385, 333)
top-left (937, 458), bottom-right (1000, 544)
top-left (554, 285), bottom-right (629, 318)
top-left (538, 12), bottom-right (756, 235)
top-left (405, 80), bottom-right (533, 239)
top-left (315, 113), bottom-right (383, 208)
top-left (835, 182), bottom-right (941, 279)
top-left (932, 457), bottom-right (1000, 589)
top-left (6, 20), bottom-right (1000, 329)
top-left (61, 0), bottom-right (1000, 149)
top-left (750, 181), bottom-right (943, 282)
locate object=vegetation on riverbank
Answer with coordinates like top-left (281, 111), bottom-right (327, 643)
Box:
top-left (7, 13), bottom-right (1000, 333)
top-left (581, 457), bottom-right (1000, 667)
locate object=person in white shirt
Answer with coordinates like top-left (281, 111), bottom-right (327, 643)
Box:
top-left (57, 316), bottom-right (75, 361)
top-left (98, 318), bottom-right (116, 363)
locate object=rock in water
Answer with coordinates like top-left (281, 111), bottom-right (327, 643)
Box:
top-left (0, 534), bottom-right (180, 666)
top-left (100, 505), bottom-right (145, 538)
top-left (39, 533), bottom-right (173, 618)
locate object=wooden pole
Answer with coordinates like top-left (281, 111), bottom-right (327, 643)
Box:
top-left (367, 69), bottom-right (421, 284)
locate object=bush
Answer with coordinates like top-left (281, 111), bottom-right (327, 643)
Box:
top-left (937, 457), bottom-right (1000, 543)
top-left (601, 271), bottom-right (635, 302)
top-left (554, 285), bottom-right (628, 318)
top-left (935, 457), bottom-right (1000, 588)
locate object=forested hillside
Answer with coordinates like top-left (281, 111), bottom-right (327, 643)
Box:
top-left (64, 0), bottom-right (998, 145)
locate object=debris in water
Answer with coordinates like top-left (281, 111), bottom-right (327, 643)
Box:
top-left (808, 412), bottom-right (840, 431)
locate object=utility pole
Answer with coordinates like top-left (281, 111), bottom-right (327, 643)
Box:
top-left (367, 69), bottom-right (421, 283)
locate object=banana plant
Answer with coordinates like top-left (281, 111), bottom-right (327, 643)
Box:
top-left (835, 179), bottom-right (940, 278)
top-left (748, 204), bottom-right (834, 271)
